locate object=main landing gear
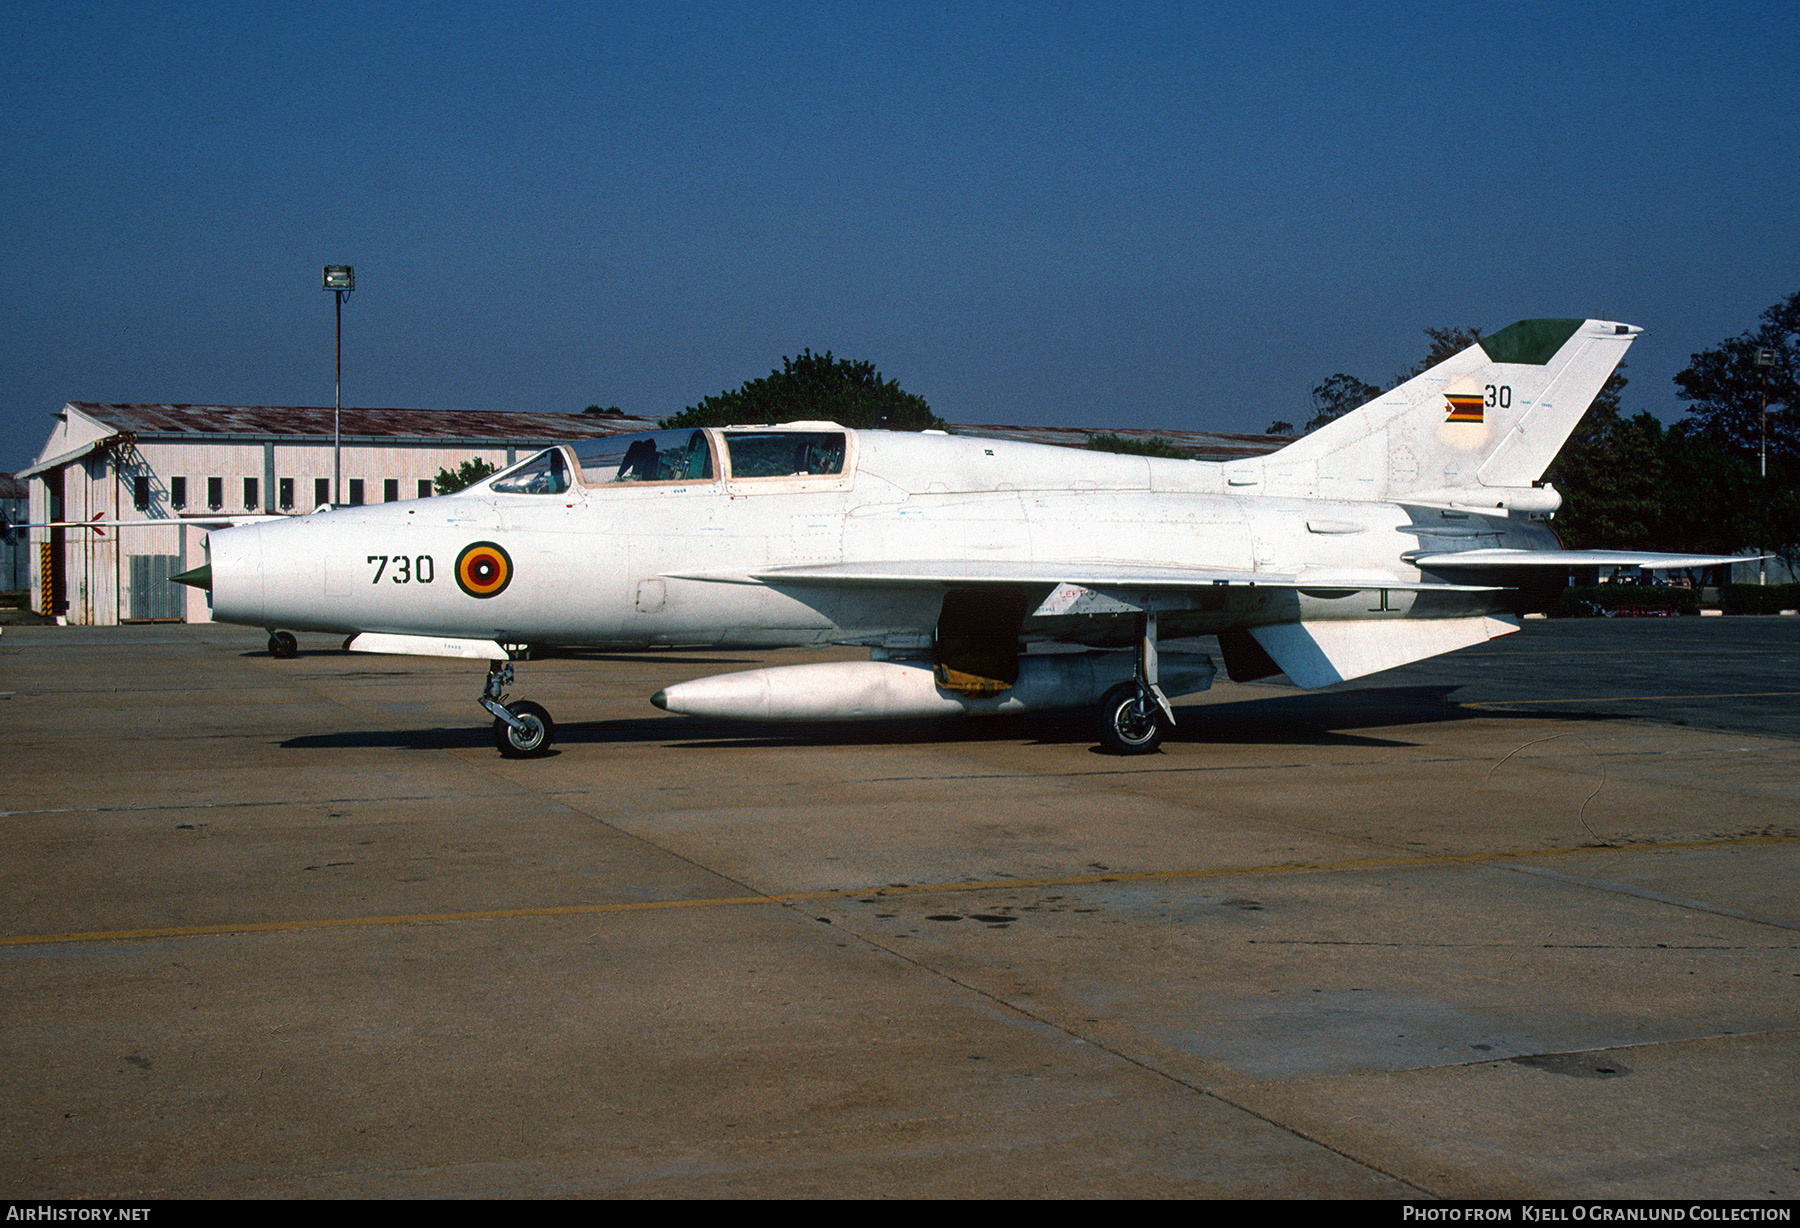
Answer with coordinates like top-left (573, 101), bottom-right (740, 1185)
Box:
top-left (479, 661), bottom-right (556, 758)
top-left (1096, 611), bottom-right (1177, 756)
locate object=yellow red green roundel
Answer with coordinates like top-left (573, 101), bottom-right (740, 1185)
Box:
top-left (455, 541), bottom-right (513, 598)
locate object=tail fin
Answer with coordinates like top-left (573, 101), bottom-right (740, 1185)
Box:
top-left (1253, 318), bottom-right (1638, 507)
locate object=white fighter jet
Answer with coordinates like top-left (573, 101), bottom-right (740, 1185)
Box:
top-left (178, 318), bottom-right (1744, 757)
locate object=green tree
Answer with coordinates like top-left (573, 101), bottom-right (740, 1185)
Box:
top-left (433, 457), bottom-right (499, 495)
top-left (1658, 423), bottom-right (1773, 557)
top-left (661, 350), bottom-right (945, 431)
top-left (1673, 291), bottom-right (1800, 571)
top-left (1674, 291), bottom-right (1799, 466)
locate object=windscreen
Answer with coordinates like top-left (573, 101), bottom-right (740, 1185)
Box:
top-left (490, 448), bottom-right (572, 494)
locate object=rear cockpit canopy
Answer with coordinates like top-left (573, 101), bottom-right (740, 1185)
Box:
top-left (720, 430), bottom-right (845, 478)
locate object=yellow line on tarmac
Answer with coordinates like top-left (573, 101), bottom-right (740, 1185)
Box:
top-left (6, 833), bottom-right (1796, 948)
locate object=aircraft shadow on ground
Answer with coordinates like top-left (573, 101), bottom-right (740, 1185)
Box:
top-left (279, 683), bottom-right (1610, 754)
top-left (647, 685), bottom-right (1477, 751)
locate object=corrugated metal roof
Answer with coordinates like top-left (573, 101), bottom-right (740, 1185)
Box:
top-left (68, 403), bottom-right (659, 442)
top-left (60, 404), bottom-right (1292, 460)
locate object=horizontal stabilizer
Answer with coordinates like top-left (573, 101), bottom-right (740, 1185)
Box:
top-left (1412, 549), bottom-right (1757, 570)
top-left (1250, 615), bottom-right (1519, 689)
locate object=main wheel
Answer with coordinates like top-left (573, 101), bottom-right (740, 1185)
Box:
top-left (493, 700), bottom-right (555, 758)
top-left (268, 631), bottom-right (298, 658)
top-left (1097, 682), bottom-right (1164, 755)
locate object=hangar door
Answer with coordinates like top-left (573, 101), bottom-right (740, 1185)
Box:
top-left (128, 554), bottom-right (184, 621)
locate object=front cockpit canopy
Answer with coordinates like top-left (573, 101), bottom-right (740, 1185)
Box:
top-left (575, 430), bottom-right (714, 484)
top-left (486, 429), bottom-right (715, 495)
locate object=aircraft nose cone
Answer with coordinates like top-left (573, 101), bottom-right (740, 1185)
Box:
top-left (649, 690), bottom-right (669, 710)
top-left (171, 563), bottom-right (212, 591)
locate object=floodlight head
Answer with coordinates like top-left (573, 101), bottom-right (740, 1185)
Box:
top-left (322, 265), bottom-right (355, 291)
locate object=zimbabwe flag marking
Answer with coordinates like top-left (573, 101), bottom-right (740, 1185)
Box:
top-left (1445, 393), bottom-right (1485, 423)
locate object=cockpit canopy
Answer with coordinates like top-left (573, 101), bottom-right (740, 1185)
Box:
top-left (482, 426), bottom-right (848, 495)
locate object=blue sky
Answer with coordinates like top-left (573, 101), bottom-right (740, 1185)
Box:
top-left (4, 0), bottom-right (1796, 471)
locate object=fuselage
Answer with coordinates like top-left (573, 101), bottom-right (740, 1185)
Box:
top-left (205, 426), bottom-right (1559, 648)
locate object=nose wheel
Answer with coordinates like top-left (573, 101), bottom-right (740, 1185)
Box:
top-left (479, 662), bottom-right (556, 758)
top-left (267, 630), bottom-right (298, 658)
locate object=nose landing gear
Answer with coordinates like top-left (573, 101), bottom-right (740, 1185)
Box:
top-left (479, 661), bottom-right (556, 758)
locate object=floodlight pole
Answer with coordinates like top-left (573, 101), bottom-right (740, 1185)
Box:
top-left (1761, 380), bottom-right (1769, 481)
top-left (1756, 348), bottom-right (1775, 585)
top-left (323, 266), bottom-right (355, 505)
